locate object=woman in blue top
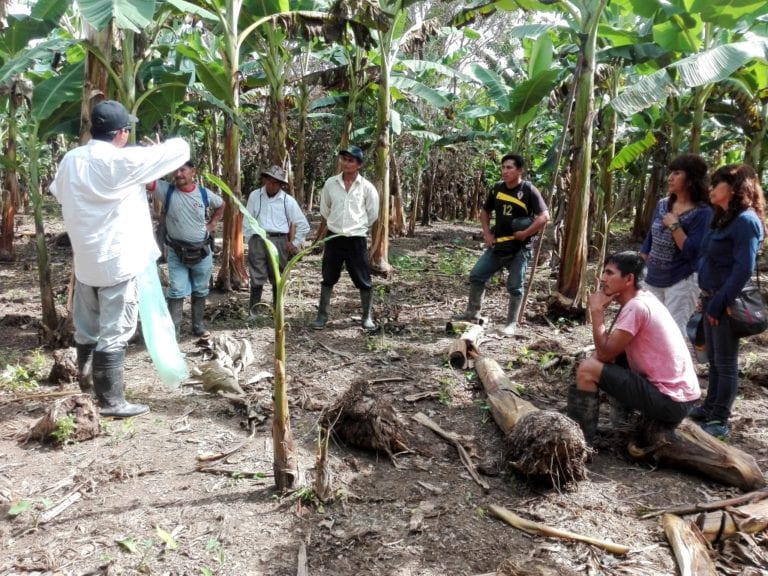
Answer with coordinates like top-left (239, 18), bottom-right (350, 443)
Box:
top-left (693, 164), bottom-right (766, 437)
top-left (641, 154), bottom-right (712, 337)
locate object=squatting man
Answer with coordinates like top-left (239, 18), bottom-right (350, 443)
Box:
top-left (567, 251), bottom-right (700, 442)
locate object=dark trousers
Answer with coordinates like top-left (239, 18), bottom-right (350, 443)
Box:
top-left (321, 235), bottom-right (372, 290)
top-left (701, 301), bottom-right (740, 422)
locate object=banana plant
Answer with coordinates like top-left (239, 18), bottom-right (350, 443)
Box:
top-left (0, 56), bottom-right (85, 341)
top-left (0, 0), bottom-right (70, 261)
top-left (205, 173), bottom-right (335, 493)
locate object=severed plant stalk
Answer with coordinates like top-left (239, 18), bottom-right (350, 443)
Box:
top-left (489, 504), bottom-right (630, 556)
top-left (207, 173), bottom-right (335, 492)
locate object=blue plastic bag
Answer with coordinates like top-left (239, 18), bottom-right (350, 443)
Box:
top-left (137, 261), bottom-right (188, 388)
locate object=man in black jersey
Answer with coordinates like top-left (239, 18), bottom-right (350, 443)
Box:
top-left (454, 153), bottom-right (549, 336)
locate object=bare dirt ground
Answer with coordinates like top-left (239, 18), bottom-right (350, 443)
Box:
top-left (1, 203), bottom-right (768, 576)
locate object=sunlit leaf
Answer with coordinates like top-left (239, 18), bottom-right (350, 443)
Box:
top-left (610, 69), bottom-right (677, 116)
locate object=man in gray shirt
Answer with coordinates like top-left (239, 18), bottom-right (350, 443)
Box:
top-left (148, 159), bottom-right (225, 337)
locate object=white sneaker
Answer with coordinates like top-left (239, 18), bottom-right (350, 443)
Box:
top-left (502, 322), bottom-right (517, 337)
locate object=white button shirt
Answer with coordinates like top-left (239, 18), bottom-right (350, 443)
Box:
top-left (319, 173), bottom-right (379, 237)
top-left (51, 138), bottom-right (190, 287)
top-left (243, 187), bottom-right (310, 249)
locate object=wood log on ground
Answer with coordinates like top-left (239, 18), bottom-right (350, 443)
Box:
top-left (445, 323), bottom-right (483, 369)
top-left (662, 513), bottom-right (717, 576)
top-left (475, 356), bottom-right (590, 487)
top-left (694, 500), bottom-right (768, 543)
top-left (629, 419), bottom-right (766, 492)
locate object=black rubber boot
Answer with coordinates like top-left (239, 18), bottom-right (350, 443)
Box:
top-left (92, 350), bottom-right (149, 418)
top-left (453, 283), bottom-right (484, 321)
top-left (75, 342), bottom-right (96, 393)
top-left (360, 289), bottom-right (375, 330)
top-left (249, 285), bottom-right (263, 316)
top-left (608, 394), bottom-right (631, 428)
top-left (566, 385), bottom-right (599, 443)
top-left (310, 285), bottom-right (333, 330)
top-left (167, 298), bottom-right (183, 339)
top-left (191, 296), bottom-right (210, 337)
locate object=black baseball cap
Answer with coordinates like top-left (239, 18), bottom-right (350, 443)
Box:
top-left (91, 100), bottom-right (138, 135)
top-left (339, 145), bottom-right (364, 163)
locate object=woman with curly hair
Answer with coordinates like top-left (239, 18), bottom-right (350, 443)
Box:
top-left (641, 154), bottom-right (712, 337)
top-left (693, 164), bottom-right (766, 437)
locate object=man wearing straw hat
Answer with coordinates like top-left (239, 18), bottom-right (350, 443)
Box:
top-left (244, 165), bottom-right (310, 314)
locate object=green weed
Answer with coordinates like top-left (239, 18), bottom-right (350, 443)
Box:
top-left (437, 247), bottom-right (474, 276)
top-left (437, 375), bottom-right (453, 405)
top-left (473, 398), bottom-right (491, 423)
top-left (0, 349), bottom-right (46, 392)
top-left (50, 415), bottom-right (77, 445)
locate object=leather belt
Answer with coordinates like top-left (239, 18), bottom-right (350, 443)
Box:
top-left (267, 232), bottom-right (287, 237)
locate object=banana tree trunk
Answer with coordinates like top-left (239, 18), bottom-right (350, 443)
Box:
top-left (389, 149), bottom-right (405, 236)
top-left (28, 130), bottom-right (60, 339)
top-left (369, 33), bottom-right (392, 278)
top-left (0, 92), bottom-right (18, 262)
top-left (272, 281), bottom-right (296, 491)
top-left (555, 0), bottom-right (607, 307)
top-left (217, 116), bottom-right (247, 291)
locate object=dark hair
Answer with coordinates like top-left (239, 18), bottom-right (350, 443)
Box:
top-left (182, 160), bottom-right (195, 168)
top-left (710, 164), bottom-right (766, 241)
top-left (668, 154), bottom-right (708, 209)
top-left (501, 153), bottom-right (524, 170)
top-left (605, 251), bottom-right (646, 288)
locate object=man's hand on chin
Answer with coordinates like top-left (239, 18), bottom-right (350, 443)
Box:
top-left (588, 290), bottom-right (614, 312)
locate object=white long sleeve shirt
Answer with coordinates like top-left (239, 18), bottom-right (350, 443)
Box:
top-left (51, 138), bottom-right (190, 286)
top-left (243, 187), bottom-right (310, 249)
top-left (319, 173), bottom-right (379, 237)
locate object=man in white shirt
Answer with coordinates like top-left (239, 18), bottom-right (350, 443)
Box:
top-left (243, 165), bottom-right (310, 314)
top-left (51, 100), bottom-right (190, 418)
top-left (310, 145), bottom-right (379, 330)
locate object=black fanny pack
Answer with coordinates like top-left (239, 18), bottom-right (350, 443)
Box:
top-left (167, 236), bottom-right (210, 266)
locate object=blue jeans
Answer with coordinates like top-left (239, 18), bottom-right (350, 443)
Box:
top-left (166, 249), bottom-right (213, 298)
top-left (701, 307), bottom-right (740, 422)
top-left (469, 246), bottom-right (531, 295)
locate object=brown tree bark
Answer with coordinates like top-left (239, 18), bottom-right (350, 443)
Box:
top-left (662, 513), bottom-right (717, 576)
top-left (629, 419), bottom-right (766, 492)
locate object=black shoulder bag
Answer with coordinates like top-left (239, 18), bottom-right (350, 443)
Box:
top-left (709, 255), bottom-right (768, 338)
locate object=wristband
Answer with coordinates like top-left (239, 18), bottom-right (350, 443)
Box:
top-left (668, 222), bottom-right (681, 232)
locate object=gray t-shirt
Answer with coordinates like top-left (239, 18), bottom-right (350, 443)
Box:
top-left (154, 180), bottom-right (223, 244)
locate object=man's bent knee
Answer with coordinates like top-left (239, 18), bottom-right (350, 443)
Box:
top-left (576, 356), bottom-right (603, 392)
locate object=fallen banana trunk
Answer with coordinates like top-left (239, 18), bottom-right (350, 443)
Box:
top-left (641, 487), bottom-right (768, 519)
top-left (475, 356), bottom-right (590, 486)
top-left (445, 322), bottom-right (483, 369)
top-left (662, 513), bottom-right (717, 576)
top-left (694, 500), bottom-right (768, 543)
top-left (489, 504), bottom-right (629, 556)
top-left (629, 419), bottom-right (765, 492)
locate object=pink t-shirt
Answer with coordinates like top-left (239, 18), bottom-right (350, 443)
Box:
top-left (614, 291), bottom-right (700, 402)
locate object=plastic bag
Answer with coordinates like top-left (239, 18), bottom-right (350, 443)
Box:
top-left (137, 261), bottom-right (188, 388)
